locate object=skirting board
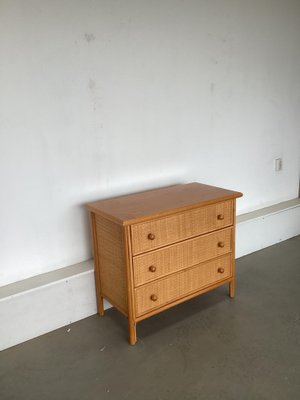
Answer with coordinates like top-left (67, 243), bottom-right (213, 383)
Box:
top-left (1, 199), bottom-right (299, 351)
top-left (236, 198), bottom-right (300, 257)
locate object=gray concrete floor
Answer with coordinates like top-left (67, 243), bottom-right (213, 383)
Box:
top-left (1, 236), bottom-right (299, 400)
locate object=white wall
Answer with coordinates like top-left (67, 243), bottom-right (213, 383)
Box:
top-left (1, 0), bottom-right (299, 286)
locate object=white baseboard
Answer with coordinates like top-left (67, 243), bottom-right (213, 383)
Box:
top-left (0, 261), bottom-right (96, 351)
top-left (1, 199), bottom-right (299, 351)
top-left (236, 198), bottom-right (300, 257)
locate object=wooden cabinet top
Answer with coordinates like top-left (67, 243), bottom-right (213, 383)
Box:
top-left (86, 182), bottom-right (243, 226)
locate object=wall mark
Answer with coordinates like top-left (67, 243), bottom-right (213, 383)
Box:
top-left (84, 33), bottom-right (95, 43)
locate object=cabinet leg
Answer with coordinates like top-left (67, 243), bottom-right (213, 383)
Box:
top-left (128, 320), bottom-right (137, 345)
top-left (97, 296), bottom-right (104, 317)
top-left (229, 280), bottom-right (235, 299)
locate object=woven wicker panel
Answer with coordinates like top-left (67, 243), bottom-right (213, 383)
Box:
top-left (133, 227), bottom-right (232, 286)
top-left (135, 255), bottom-right (231, 316)
top-left (131, 201), bottom-right (233, 255)
top-left (96, 215), bottom-right (128, 313)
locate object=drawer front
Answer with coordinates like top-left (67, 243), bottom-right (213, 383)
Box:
top-left (131, 201), bottom-right (233, 255)
top-left (133, 227), bottom-right (232, 286)
top-left (135, 254), bottom-right (231, 316)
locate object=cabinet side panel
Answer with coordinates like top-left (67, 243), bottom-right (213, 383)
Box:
top-left (90, 212), bottom-right (104, 315)
top-left (96, 215), bottom-right (128, 314)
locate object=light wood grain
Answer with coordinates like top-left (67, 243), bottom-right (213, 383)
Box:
top-left (131, 200), bottom-right (233, 255)
top-left (135, 255), bottom-right (231, 316)
top-left (87, 182), bottom-right (242, 344)
top-left (89, 212), bottom-right (104, 316)
top-left (87, 182), bottom-right (242, 225)
top-left (123, 226), bottom-right (137, 345)
top-left (133, 227), bottom-right (232, 286)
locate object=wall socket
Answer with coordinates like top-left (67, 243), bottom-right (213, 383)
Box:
top-left (275, 158), bottom-right (283, 172)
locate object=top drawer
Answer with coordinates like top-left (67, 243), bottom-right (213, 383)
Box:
top-left (131, 200), bottom-right (233, 255)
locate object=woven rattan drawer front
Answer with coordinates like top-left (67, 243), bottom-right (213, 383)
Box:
top-left (135, 255), bottom-right (231, 316)
top-left (133, 227), bottom-right (232, 286)
top-left (131, 201), bottom-right (233, 255)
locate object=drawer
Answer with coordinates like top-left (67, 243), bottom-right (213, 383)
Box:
top-left (135, 254), bottom-right (231, 316)
top-left (133, 227), bottom-right (232, 286)
top-left (131, 200), bottom-right (233, 255)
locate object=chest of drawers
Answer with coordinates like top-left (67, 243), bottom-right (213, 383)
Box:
top-left (87, 182), bottom-right (242, 345)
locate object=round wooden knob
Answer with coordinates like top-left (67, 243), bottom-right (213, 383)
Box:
top-left (218, 241), bottom-right (225, 248)
top-left (218, 267), bottom-right (225, 273)
top-left (148, 233), bottom-right (155, 240)
top-left (217, 214), bottom-right (224, 220)
top-left (150, 294), bottom-right (158, 301)
top-left (149, 265), bottom-right (156, 273)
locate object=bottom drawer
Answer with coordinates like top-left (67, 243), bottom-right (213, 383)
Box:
top-left (135, 254), bottom-right (231, 316)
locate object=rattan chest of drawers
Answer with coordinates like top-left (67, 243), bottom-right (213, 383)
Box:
top-left (87, 182), bottom-right (242, 345)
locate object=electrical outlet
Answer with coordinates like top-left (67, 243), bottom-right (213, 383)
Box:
top-left (275, 158), bottom-right (283, 172)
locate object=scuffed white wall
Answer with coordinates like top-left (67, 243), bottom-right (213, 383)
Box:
top-left (1, 0), bottom-right (300, 285)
